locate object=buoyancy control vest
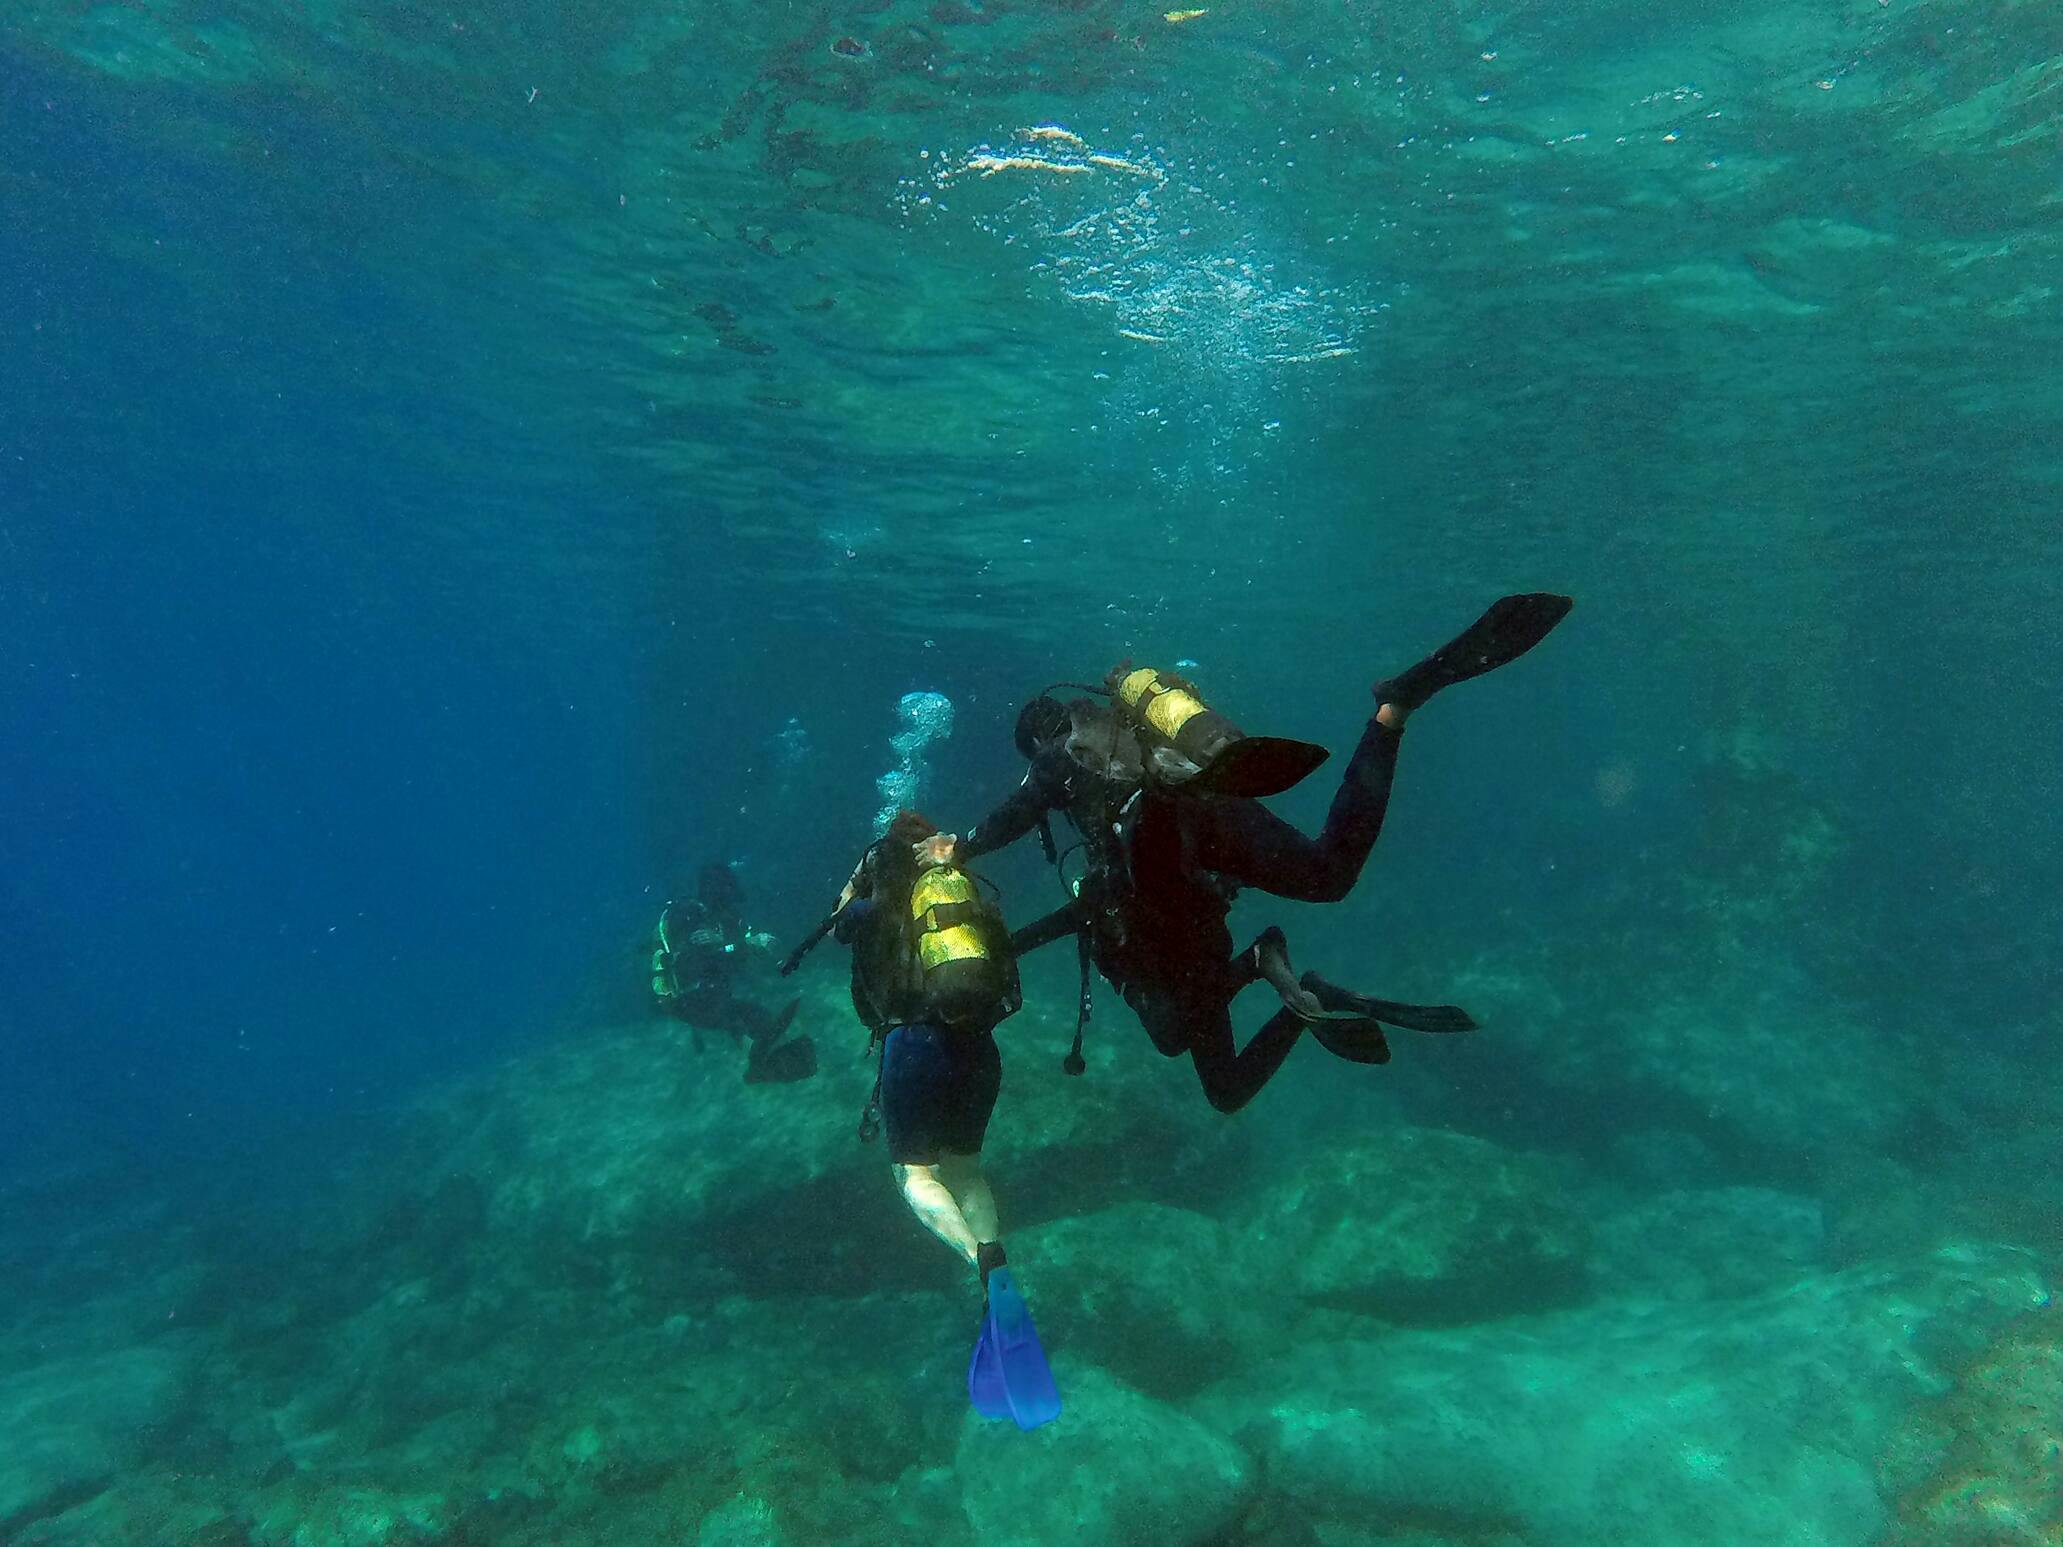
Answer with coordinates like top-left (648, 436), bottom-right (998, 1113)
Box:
top-left (854, 857), bottom-right (1022, 1035)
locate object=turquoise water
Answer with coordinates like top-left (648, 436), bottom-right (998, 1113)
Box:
top-left (3, 2), bottom-right (2060, 1542)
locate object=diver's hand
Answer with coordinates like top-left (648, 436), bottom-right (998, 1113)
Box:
top-left (914, 833), bottom-right (961, 869)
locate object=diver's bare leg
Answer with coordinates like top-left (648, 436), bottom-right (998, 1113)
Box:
top-left (938, 1150), bottom-right (999, 1242)
top-left (894, 1162), bottom-right (981, 1266)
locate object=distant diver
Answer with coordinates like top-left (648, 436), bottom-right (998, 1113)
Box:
top-left (650, 862), bottom-right (817, 1084)
top-left (925, 593), bottom-right (1573, 1112)
top-left (783, 810), bottom-right (1061, 1429)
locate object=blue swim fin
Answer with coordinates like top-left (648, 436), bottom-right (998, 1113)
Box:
top-left (967, 1312), bottom-right (1012, 1420)
top-left (970, 1266), bottom-right (1061, 1430)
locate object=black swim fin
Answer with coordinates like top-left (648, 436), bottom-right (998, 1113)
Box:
top-left (1308, 1015), bottom-right (1391, 1064)
top-left (745, 1001), bottom-right (818, 1082)
top-left (1352, 997), bottom-right (1477, 1034)
top-left (1181, 735), bottom-right (1331, 799)
top-left (1301, 972), bottom-right (1478, 1034)
top-left (1376, 593), bottom-right (1573, 713)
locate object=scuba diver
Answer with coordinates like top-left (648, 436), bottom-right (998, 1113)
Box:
top-left (649, 861), bottom-right (817, 1084)
top-left (921, 593), bottom-right (1573, 1114)
top-left (781, 810), bottom-right (1061, 1431)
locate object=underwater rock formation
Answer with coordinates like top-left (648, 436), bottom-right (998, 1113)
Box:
top-left (1882, 1301), bottom-right (2063, 1546)
top-left (2, 982), bottom-right (2054, 1545)
top-left (0, 1344), bottom-right (197, 1535)
top-left (957, 1361), bottom-right (1250, 1547)
top-left (1014, 1202), bottom-right (1282, 1399)
top-left (1243, 1126), bottom-right (1593, 1322)
top-left (1202, 1244), bottom-right (2050, 1547)
top-left (1589, 1185), bottom-right (1826, 1300)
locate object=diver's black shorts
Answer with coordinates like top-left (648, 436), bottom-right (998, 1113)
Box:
top-left (880, 1023), bottom-right (1001, 1165)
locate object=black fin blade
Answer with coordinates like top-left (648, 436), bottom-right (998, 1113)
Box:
top-left (1184, 736), bottom-right (1331, 799)
top-left (1309, 1017), bottom-right (1392, 1064)
top-left (1357, 998), bottom-right (1480, 1034)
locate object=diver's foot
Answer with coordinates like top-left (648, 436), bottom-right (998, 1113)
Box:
top-left (1301, 971), bottom-right (1479, 1034)
top-left (1241, 927), bottom-right (1323, 1020)
top-left (1375, 593), bottom-right (1574, 715)
top-left (976, 1240), bottom-right (1008, 1292)
top-left (1301, 971), bottom-right (1370, 1017)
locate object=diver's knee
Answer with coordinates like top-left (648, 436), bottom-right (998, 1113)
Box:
top-left (894, 1161), bottom-right (940, 1193)
top-left (1282, 870), bottom-right (1353, 904)
top-left (1200, 1075), bottom-right (1255, 1116)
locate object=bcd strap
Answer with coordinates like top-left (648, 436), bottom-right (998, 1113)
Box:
top-left (1064, 929), bottom-right (1091, 1076)
top-left (918, 899), bottom-right (986, 932)
top-left (857, 1028), bottom-right (886, 1144)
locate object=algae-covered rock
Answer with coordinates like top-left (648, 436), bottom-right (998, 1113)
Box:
top-left (1883, 1301), bottom-right (2063, 1546)
top-left (1013, 1202), bottom-right (1285, 1396)
top-left (1590, 1185), bottom-right (1825, 1300)
top-left (1202, 1244), bottom-right (2049, 1547)
top-left (10, 1467), bottom-right (247, 1547)
top-left (0, 1341), bottom-right (193, 1533)
top-left (379, 988), bottom-right (1244, 1308)
top-left (1240, 1126), bottom-right (1591, 1322)
top-left (956, 1361), bottom-right (1249, 1547)
top-left (1425, 953), bottom-right (1915, 1183)
top-left (697, 1491), bottom-right (784, 1547)
top-left (247, 1484), bottom-right (450, 1547)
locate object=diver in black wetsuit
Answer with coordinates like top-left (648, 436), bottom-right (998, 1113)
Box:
top-left (922, 594), bottom-right (1572, 1114)
top-left (651, 862), bottom-right (818, 1084)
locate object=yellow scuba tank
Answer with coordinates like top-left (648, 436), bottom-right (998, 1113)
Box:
top-left (906, 860), bottom-right (1019, 1028)
top-left (1106, 663), bottom-right (1333, 799)
top-left (910, 864), bottom-right (988, 971)
top-left (1111, 666), bottom-right (1241, 771)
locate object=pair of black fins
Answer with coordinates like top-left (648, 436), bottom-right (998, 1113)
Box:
top-left (1176, 593), bottom-right (1577, 1062)
top-left (1291, 970), bottom-right (1476, 1065)
top-left (959, 596), bottom-right (1574, 1429)
top-left (1176, 592), bottom-right (1575, 801)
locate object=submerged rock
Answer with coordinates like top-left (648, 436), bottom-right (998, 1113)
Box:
top-left (1240, 1126), bottom-right (1593, 1323)
top-left (697, 1492), bottom-right (783, 1547)
top-left (247, 1484), bottom-right (450, 1547)
top-left (1419, 953), bottom-right (1920, 1186)
top-left (1883, 1301), bottom-right (2063, 1546)
top-left (956, 1361), bottom-right (1249, 1547)
top-left (1589, 1185), bottom-right (1825, 1300)
top-left (1013, 1201), bottom-right (1284, 1397)
top-left (0, 1341), bottom-right (194, 1535)
top-left (1202, 1244), bottom-right (2049, 1547)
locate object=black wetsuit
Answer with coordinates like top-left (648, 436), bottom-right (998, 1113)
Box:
top-left (659, 901), bottom-right (809, 1082)
top-left (962, 712), bottom-right (1405, 1113)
